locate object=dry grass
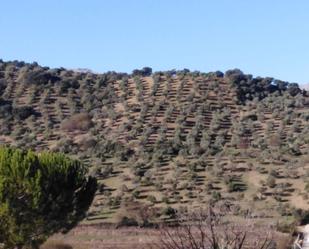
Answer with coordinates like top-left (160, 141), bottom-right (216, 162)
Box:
top-left (44, 223), bottom-right (291, 249)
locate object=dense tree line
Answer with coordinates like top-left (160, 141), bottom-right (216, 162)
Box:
top-left (225, 69), bottom-right (304, 104)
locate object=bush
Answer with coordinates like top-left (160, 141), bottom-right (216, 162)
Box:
top-left (0, 99), bottom-right (12, 118)
top-left (211, 191), bottom-right (221, 202)
top-left (266, 175), bottom-right (276, 188)
top-left (61, 113), bottom-right (93, 132)
top-left (13, 105), bottom-right (37, 120)
top-left (292, 209), bottom-right (309, 225)
top-left (116, 216), bottom-right (139, 228)
top-left (162, 206), bottom-right (177, 218)
top-left (41, 242), bottom-right (73, 249)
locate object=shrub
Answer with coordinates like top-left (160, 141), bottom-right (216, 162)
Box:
top-left (266, 175), bottom-right (276, 188)
top-left (61, 113), bottom-right (93, 132)
top-left (0, 99), bottom-right (13, 118)
top-left (211, 191), bottom-right (221, 202)
top-left (162, 206), bottom-right (177, 218)
top-left (292, 209), bottom-right (309, 225)
top-left (116, 216), bottom-right (139, 227)
top-left (41, 242), bottom-right (73, 249)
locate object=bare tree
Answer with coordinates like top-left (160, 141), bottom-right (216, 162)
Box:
top-left (149, 206), bottom-right (276, 249)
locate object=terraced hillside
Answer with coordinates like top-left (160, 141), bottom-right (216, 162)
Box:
top-left (0, 60), bottom-right (308, 224)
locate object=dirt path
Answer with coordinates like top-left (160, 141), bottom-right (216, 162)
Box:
top-left (43, 226), bottom-right (157, 249)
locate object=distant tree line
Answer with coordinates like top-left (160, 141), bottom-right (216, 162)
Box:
top-left (225, 69), bottom-right (303, 104)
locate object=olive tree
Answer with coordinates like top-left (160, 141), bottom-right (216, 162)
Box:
top-left (0, 147), bottom-right (97, 249)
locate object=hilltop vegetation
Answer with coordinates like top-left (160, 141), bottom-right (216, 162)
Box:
top-left (0, 59), bottom-right (308, 225)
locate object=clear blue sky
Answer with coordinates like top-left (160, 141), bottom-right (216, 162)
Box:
top-left (1, 0), bottom-right (308, 85)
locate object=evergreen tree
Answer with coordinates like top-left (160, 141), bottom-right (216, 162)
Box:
top-left (0, 147), bottom-right (97, 249)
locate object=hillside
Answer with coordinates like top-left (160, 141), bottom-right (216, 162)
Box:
top-left (0, 60), bottom-right (308, 225)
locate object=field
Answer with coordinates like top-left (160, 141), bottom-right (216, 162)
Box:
top-left (42, 223), bottom-right (293, 249)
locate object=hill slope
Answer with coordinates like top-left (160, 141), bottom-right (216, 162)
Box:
top-left (0, 60), bottom-right (308, 224)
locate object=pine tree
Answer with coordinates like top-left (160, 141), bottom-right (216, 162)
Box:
top-left (0, 147), bottom-right (97, 249)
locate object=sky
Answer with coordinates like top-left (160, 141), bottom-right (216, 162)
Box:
top-left (0, 0), bottom-right (308, 85)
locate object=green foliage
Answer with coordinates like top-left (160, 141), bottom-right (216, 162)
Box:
top-left (211, 191), bottom-right (221, 202)
top-left (132, 67), bottom-right (152, 77)
top-left (0, 147), bottom-right (97, 249)
top-left (225, 69), bottom-right (302, 104)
